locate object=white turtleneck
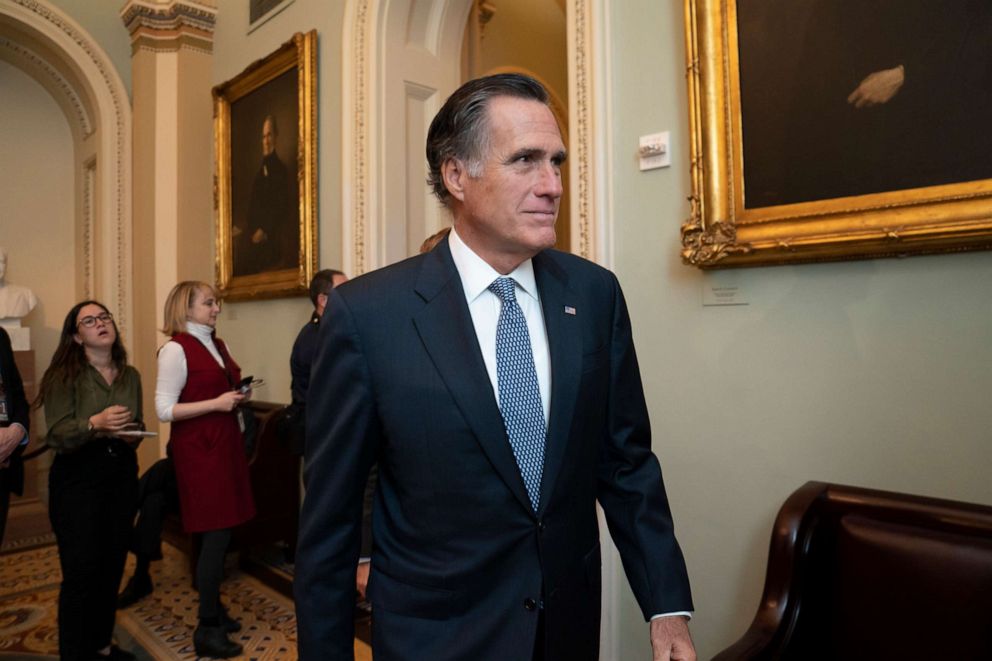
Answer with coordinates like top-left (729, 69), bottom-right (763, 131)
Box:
top-left (155, 322), bottom-right (224, 422)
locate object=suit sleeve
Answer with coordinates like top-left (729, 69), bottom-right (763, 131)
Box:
top-left (294, 288), bottom-right (381, 660)
top-left (596, 274), bottom-right (693, 619)
top-left (0, 329), bottom-right (29, 435)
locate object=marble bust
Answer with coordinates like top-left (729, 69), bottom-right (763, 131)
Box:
top-left (0, 247), bottom-right (38, 319)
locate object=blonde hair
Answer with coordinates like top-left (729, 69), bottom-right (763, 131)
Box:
top-left (161, 280), bottom-right (218, 336)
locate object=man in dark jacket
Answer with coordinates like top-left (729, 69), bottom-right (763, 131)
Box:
top-left (0, 326), bottom-right (30, 544)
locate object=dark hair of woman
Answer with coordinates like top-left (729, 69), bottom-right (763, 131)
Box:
top-left (35, 300), bottom-right (128, 407)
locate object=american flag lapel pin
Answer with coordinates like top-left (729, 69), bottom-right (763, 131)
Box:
top-left (564, 305), bottom-right (576, 316)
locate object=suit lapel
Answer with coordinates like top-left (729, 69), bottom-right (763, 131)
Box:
top-left (413, 241), bottom-right (535, 515)
top-left (533, 252), bottom-right (581, 515)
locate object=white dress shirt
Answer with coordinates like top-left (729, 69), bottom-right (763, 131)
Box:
top-left (448, 228), bottom-right (551, 423)
top-left (448, 229), bottom-right (690, 623)
top-left (155, 321), bottom-right (225, 422)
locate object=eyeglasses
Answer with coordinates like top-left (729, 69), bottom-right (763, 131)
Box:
top-left (77, 312), bottom-right (113, 328)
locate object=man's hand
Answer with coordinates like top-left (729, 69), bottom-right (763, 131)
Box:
top-left (651, 616), bottom-right (695, 661)
top-left (355, 561), bottom-right (370, 599)
top-left (0, 425), bottom-right (24, 465)
top-left (847, 65), bottom-right (905, 108)
top-left (251, 228), bottom-right (268, 244)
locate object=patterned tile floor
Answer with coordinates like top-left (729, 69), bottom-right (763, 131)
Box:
top-left (0, 543), bottom-right (372, 660)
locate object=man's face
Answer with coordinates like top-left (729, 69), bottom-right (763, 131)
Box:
top-left (316, 273), bottom-right (349, 317)
top-left (262, 118), bottom-right (276, 157)
top-left (447, 96), bottom-right (565, 272)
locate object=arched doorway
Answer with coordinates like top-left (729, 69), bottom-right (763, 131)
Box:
top-left (0, 0), bottom-right (132, 504)
top-left (341, 0), bottom-right (608, 274)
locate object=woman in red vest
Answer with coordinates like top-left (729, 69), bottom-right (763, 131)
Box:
top-left (156, 281), bottom-right (255, 658)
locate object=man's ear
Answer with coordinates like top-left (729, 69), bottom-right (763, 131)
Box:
top-left (441, 158), bottom-right (468, 203)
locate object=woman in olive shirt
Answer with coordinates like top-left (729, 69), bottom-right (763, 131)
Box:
top-left (38, 300), bottom-right (142, 661)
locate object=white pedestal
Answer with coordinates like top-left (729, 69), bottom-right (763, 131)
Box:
top-left (0, 319), bottom-right (30, 351)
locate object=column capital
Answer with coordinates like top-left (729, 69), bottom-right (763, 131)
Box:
top-left (120, 0), bottom-right (217, 54)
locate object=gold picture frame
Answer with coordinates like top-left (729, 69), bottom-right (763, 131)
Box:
top-left (214, 30), bottom-right (317, 299)
top-left (681, 1), bottom-right (992, 268)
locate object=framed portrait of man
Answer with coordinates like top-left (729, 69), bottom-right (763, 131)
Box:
top-left (214, 30), bottom-right (317, 299)
top-left (681, 0), bottom-right (992, 268)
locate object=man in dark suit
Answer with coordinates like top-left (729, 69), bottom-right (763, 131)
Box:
top-left (295, 74), bottom-right (694, 660)
top-left (286, 268), bottom-right (376, 598)
top-left (287, 268), bottom-right (349, 456)
top-left (0, 326), bottom-right (30, 544)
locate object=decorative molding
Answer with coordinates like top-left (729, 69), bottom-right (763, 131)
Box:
top-left (680, 194), bottom-right (751, 266)
top-left (7, 0), bottom-right (132, 335)
top-left (0, 36), bottom-right (93, 135)
top-left (120, 0), bottom-right (216, 54)
top-left (120, 0), bottom-right (216, 34)
top-left (130, 35), bottom-right (213, 55)
top-left (571, 0), bottom-right (591, 259)
top-left (83, 160), bottom-right (96, 298)
top-left (346, 0), bottom-right (370, 275)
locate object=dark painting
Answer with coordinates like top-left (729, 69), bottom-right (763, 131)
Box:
top-left (737, 0), bottom-right (992, 208)
top-left (229, 68), bottom-right (300, 278)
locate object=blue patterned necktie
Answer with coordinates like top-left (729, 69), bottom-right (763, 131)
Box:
top-left (489, 276), bottom-right (546, 511)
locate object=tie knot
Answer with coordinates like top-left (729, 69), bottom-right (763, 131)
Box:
top-left (488, 277), bottom-right (518, 303)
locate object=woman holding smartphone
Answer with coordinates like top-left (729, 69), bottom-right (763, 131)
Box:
top-left (38, 301), bottom-right (143, 661)
top-left (156, 281), bottom-right (255, 659)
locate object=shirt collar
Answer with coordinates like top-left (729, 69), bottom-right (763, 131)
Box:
top-left (186, 321), bottom-right (215, 343)
top-left (448, 228), bottom-right (539, 304)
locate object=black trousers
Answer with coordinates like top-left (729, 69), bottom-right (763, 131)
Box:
top-left (0, 470), bottom-right (11, 546)
top-left (130, 457), bottom-right (177, 559)
top-left (533, 610), bottom-right (546, 661)
top-left (49, 439), bottom-right (138, 661)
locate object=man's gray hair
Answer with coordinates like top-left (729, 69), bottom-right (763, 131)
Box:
top-left (425, 73), bottom-right (550, 205)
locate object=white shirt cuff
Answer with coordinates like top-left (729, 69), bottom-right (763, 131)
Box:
top-left (650, 611), bottom-right (692, 621)
top-left (11, 423), bottom-right (28, 445)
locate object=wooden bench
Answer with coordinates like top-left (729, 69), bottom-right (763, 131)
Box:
top-left (714, 481), bottom-right (992, 660)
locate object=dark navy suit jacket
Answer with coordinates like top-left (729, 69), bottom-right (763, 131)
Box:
top-left (0, 327), bottom-right (29, 496)
top-left (294, 239), bottom-right (691, 660)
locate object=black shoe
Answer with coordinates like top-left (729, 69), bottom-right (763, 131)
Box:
top-left (219, 604), bottom-right (242, 633)
top-left (92, 644), bottom-right (137, 661)
top-left (117, 574), bottom-right (153, 609)
top-left (193, 624), bottom-right (242, 659)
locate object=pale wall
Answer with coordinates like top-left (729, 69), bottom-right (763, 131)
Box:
top-left (473, 0), bottom-right (567, 99)
top-left (48, 0), bottom-right (132, 94)
top-left (609, 2), bottom-right (992, 659)
top-left (0, 60), bottom-right (76, 405)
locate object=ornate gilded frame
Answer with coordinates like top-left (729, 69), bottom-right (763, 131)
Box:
top-left (213, 30), bottom-right (317, 299)
top-left (681, 0), bottom-right (992, 268)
